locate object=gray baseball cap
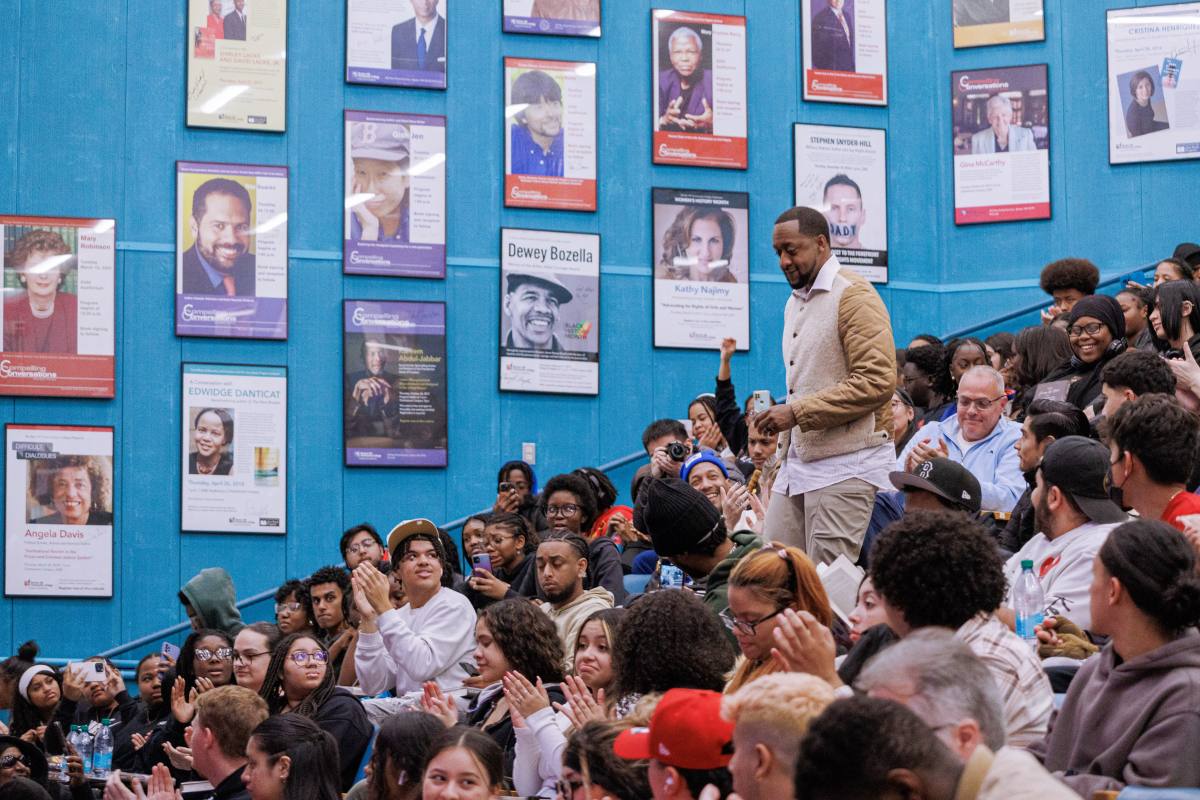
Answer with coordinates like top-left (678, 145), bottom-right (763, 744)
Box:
top-left (350, 121), bottom-right (410, 162)
top-left (505, 270), bottom-right (573, 305)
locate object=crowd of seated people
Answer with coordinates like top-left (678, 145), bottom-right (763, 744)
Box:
top-left (2, 244), bottom-right (1200, 800)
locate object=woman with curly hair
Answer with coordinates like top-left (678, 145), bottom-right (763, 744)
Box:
top-left (868, 510), bottom-right (1054, 747)
top-left (723, 543), bottom-right (833, 694)
top-left (657, 206), bottom-right (738, 284)
top-left (257, 633), bottom-right (371, 790)
top-left (363, 711), bottom-right (444, 800)
top-left (611, 589), bottom-right (734, 715)
top-left (3, 228), bottom-right (77, 355)
top-left (32, 456), bottom-right (112, 526)
top-left (464, 599), bottom-right (566, 789)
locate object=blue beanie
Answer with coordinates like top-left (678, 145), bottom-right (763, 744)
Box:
top-left (680, 449), bottom-right (728, 482)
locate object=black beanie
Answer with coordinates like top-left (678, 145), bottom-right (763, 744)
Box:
top-left (1067, 294), bottom-right (1126, 340)
top-left (633, 477), bottom-right (724, 557)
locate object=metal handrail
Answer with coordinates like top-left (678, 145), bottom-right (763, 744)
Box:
top-left (941, 264), bottom-right (1154, 339)
top-left (89, 448), bottom-right (650, 660)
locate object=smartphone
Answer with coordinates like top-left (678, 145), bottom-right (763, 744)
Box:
top-left (471, 552), bottom-right (492, 575)
top-left (161, 642), bottom-right (181, 661)
top-left (660, 564), bottom-right (685, 589)
top-left (78, 661), bottom-right (105, 683)
top-left (752, 390), bottom-right (771, 414)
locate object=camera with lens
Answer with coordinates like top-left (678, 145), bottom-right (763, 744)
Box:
top-left (666, 441), bottom-right (690, 462)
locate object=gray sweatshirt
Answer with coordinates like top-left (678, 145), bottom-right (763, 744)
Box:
top-left (1027, 628), bottom-right (1200, 794)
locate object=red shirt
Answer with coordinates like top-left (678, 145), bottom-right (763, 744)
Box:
top-left (1161, 490), bottom-right (1200, 531)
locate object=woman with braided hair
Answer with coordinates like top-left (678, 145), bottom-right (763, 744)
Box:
top-left (256, 633), bottom-right (370, 790)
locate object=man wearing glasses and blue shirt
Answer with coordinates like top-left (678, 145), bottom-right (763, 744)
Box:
top-left (896, 365), bottom-right (1024, 514)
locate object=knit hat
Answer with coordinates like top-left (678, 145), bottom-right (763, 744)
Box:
top-left (633, 477), bottom-right (724, 557)
top-left (1067, 294), bottom-right (1126, 340)
top-left (679, 449), bottom-right (728, 482)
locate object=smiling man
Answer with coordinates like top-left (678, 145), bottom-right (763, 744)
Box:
top-left (182, 178), bottom-right (256, 297)
top-left (509, 69), bottom-right (565, 177)
top-left (896, 366), bottom-right (1024, 514)
top-left (503, 270), bottom-right (572, 351)
top-left (752, 206), bottom-right (895, 565)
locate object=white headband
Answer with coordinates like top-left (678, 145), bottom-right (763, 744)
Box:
top-left (18, 665), bottom-right (54, 701)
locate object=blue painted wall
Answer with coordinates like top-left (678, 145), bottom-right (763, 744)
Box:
top-left (0, 0), bottom-right (1194, 659)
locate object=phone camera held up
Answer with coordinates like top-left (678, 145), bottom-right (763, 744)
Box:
top-left (665, 441), bottom-right (690, 462)
top-left (498, 482), bottom-right (514, 493)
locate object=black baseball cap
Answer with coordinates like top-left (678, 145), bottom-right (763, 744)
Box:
top-left (889, 458), bottom-right (982, 515)
top-left (1039, 436), bottom-right (1127, 524)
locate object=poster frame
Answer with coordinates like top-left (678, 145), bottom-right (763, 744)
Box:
top-left (792, 122), bottom-right (890, 283)
top-left (501, 0), bottom-right (602, 37)
top-left (4, 422), bottom-right (115, 599)
top-left (0, 214), bottom-right (118, 399)
top-left (800, 0), bottom-right (890, 107)
top-left (342, 298), bottom-right (449, 469)
top-left (497, 226), bottom-right (601, 397)
top-left (179, 361), bottom-right (288, 536)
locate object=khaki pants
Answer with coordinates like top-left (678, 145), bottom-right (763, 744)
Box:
top-left (763, 478), bottom-right (877, 565)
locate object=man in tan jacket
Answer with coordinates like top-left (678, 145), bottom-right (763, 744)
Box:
top-left (753, 206), bottom-right (895, 564)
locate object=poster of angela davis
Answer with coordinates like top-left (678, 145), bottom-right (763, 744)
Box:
top-left (5, 424), bottom-right (114, 597)
top-left (343, 300), bottom-right (447, 467)
top-left (499, 228), bottom-right (599, 395)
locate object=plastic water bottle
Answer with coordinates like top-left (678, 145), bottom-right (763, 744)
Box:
top-left (1013, 559), bottom-right (1046, 648)
top-left (91, 719), bottom-right (114, 778)
top-left (72, 726), bottom-right (94, 777)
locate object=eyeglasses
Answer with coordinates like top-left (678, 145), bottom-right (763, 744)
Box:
top-left (194, 647), bottom-right (233, 662)
top-left (233, 650), bottom-right (270, 665)
top-left (485, 534), bottom-right (515, 548)
top-left (344, 540), bottom-right (379, 555)
top-left (289, 650), bottom-right (328, 665)
top-left (275, 602), bottom-right (301, 614)
top-left (0, 755), bottom-right (29, 770)
top-left (720, 607), bottom-right (785, 637)
top-left (1067, 322), bottom-right (1105, 338)
top-left (956, 394), bottom-right (1006, 411)
top-left (546, 503), bottom-right (580, 518)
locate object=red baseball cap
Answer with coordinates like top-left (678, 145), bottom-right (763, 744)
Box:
top-left (612, 688), bottom-right (734, 770)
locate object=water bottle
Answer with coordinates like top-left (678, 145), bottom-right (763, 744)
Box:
top-left (73, 725), bottom-right (94, 777)
top-left (1013, 559), bottom-right (1046, 648)
top-left (91, 719), bottom-right (114, 778)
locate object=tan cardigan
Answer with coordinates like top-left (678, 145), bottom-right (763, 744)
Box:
top-left (779, 261), bottom-right (895, 463)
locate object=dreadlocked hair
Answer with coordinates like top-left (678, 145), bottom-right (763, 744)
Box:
top-left (258, 632), bottom-right (337, 718)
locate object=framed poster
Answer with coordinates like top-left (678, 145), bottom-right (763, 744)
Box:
top-left (793, 124), bottom-right (888, 283)
top-left (346, 0), bottom-right (447, 89)
top-left (344, 110), bottom-right (447, 278)
top-left (801, 0), bottom-right (888, 105)
top-left (503, 0), bottom-right (601, 37)
top-left (176, 161), bottom-right (288, 339)
top-left (500, 228), bottom-right (600, 396)
top-left (953, 0), bottom-right (1045, 48)
top-left (5, 424), bottom-right (113, 597)
top-left (652, 10), bottom-right (748, 169)
top-left (181, 363), bottom-right (287, 535)
top-left (951, 64), bottom-right (1050, 225)
top-left (343, 300), bottom-right (447, 467)
top-left (652, 188), bottom-right (750, 350)
top-left (504, 57), bottom-right (597, 211)
top-left (186, 0), bottom-right (287, 130)
top-left (1107, 3), bottom-right (1200, 165)
top-left (0, 216), bottom-right (115, 398)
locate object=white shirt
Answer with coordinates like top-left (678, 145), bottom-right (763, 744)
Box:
top-left (354, 586), bottom-right (476, 696)
top-left (1004, 520), bottom-right (1119, 631)
top-left (414, 17), bottom-right (437, 46)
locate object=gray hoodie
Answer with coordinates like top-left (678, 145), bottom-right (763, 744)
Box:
top-left (1027, 628), bottom-right (1200, 794)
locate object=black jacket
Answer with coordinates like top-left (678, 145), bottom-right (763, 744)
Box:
top-left (714, 377), bottom-right (748, 457)
top-left (313, 689), bottom-right (372, 791)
